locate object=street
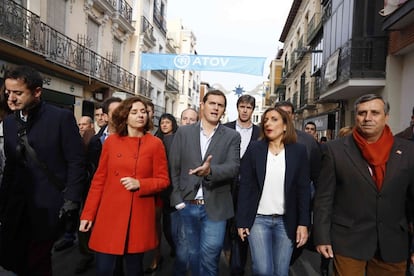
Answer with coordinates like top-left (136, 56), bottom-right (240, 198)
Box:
top-left (50, 237), bottom-right (325, 276)
top-left (0, 237), bottom-right (326, 275)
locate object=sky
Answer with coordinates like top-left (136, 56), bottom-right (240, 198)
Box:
top-left (167, 0), bottom-right (294, 93)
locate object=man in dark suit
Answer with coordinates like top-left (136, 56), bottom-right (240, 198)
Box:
top-left (274, 101), bottom-right (321, 186)
top-left (395, 106), bottom-right (414, 140)
top-left (169, 89), bottom-right (241, 276)
top-left (224, 94), bottom-right (259, 276)
top-left (0, 65), bottom-right (85, 275)
top-left (314, 94), bottom-right (414, 275)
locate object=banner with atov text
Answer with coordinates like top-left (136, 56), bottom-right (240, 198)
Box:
top-left (140, 53), bottom-right (266, 76)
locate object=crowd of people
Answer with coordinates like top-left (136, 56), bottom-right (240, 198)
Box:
top-left (1, 65), bottom-right (414, 276)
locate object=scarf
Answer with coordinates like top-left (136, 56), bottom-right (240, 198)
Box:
top-left (352, 125), bottom-right (394, 191)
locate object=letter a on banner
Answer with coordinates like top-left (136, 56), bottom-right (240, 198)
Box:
top-left (140, 53), bottom-right (266, 76)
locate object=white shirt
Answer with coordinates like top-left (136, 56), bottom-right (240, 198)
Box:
top-left (194, 121), bottom-right (219, 199)
top-left (257, 149), bottom-right (286, 215)
top-left (235, 120), bottom-right (253, 158)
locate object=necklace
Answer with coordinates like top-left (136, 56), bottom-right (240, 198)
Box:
top-left (269, 144), bottom-right (284, 156)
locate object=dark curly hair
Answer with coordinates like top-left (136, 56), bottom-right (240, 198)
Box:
top-left (111, 96), bottom-right (153, 136)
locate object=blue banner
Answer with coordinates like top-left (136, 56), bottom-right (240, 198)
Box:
top-left (140, 53), bottom-right (266, 76)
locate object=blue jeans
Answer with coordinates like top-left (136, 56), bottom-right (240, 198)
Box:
top-left (171, 210), bottom-right (189, 276)
top-left (248, 215), bottom-right (294, 276)
top-left (95, 252), bottom-right (144, 276)
top-left (179, 204), bottom-right (227, 276)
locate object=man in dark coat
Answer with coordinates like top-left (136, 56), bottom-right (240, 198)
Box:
top-left (0, 65), bottom-right (85, 275)
top-left (223, 94), bottom-right (260, 276)
top-left (314, 94), bottom-right (414, 275)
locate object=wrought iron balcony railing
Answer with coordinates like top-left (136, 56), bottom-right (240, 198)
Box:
top-left (307, 13), bottom-right (322, 44)
top-left (320, 37), bottom-right (386, 95)
top-left (153, 7), bottom-right (167, 34)
top-left (137, 76), bottom-right (152, 98)
top-left (117, 0), bottom-right (133, 24)
top-left (0, 0), bottom-right (135, 93)
top-left (166, 72), bottom-right (179, 92)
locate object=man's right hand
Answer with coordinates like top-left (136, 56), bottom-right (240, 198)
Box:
top-left (316, 244), bottom-right (334, 258)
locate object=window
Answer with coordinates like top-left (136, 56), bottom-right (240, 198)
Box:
top-left (113, 37), bottom-right (122, 65)
top-left (87, 18), bottom-right (99, 52)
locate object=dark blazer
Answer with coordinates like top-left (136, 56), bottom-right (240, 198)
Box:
top-left (0, 102), bottom-right (85, 269)
top-left (169, 122), bottom-right (241, 221)
top-left (313, 135), bottom-right (414, 262)
top-left (296, 130), bottom-right (322, 184)
top-left (224, 120), bottom-right (260, 142)
top-left (236, 140), bottom-right (311, 241)
top-left (395, 125), bottom-right (413, 140)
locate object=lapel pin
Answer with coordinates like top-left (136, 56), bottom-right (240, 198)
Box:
top-left (396, 150), bottom-right (402, 155)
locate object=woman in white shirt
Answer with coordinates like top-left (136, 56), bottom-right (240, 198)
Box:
top-left (236, 107), bottom-right (311, 276)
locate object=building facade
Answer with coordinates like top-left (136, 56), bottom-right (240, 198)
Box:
top-left (0, 0), bottom-right (136, 119)
top-left (275, 0), bottom-right (390, 139)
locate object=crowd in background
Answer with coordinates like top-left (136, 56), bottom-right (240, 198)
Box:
top-left (1, 65), bottom-right (414, 276)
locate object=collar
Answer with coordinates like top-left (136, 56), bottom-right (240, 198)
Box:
top-left (236, 119), bottom-right (253, 130)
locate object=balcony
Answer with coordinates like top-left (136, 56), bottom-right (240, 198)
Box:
top-left (319, 37), bottom-right (387, 100)
top-left (93, 0), bottom-right (117, 14)
top-left (89, 0), bottom-right (133, 34)
top-left (152, 69), bottom-right (167, 79)
top-left (153, 7), bottom-right (167, 35)
top-left (0, 0), bottom-right (135, 93)
top-left (165, 72), bottom-right (179, 93)
top-left (298, 83), bottom-right (316, 110)
top-left (137, 76), bottom-right (152, 99)
top-left (112, 0), bottom-right (134, 34)
top-left (141, 16), bottom-right (156, 47)
top-left (307, 13), bottom-right (322, 44)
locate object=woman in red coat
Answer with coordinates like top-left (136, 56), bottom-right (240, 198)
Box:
top-left (79, 96), bottom-right (169, 275)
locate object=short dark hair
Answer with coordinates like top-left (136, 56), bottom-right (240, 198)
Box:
top-left (5, 65), bottom-right (43, 91)
top-left (146, 101), bottom-right (154, 111)
top-left (111, 96), bottom-right (153, 136)
top-left (203, 89), bottom-right (227, 108)
top-left (274, 101), bottom-right (295, 113)
top-left (305, 121), bottom-right (316, 129)
top-left (102, 97), bottom-right (122, 115)
top-left (237, 95), bottom-right (255, 109)
top-left (354, 94), bottom-right (390, 115)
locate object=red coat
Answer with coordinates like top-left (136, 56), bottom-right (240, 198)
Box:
top-left (80, 133), bottom-right (169, 254)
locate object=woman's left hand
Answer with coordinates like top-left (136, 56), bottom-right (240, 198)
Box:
top-left (296, 225), bottom-right (308, 248)
top-left (120, 177), bottom-right (140, 191)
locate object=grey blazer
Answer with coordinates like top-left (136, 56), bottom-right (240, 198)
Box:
top-left (169, 122), bottom-right (241, 221)
top-left (313, 134), bottom-right (414, 263)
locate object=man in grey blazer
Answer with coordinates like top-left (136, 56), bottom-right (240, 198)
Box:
top-left (314, 94), bottom-right (414, 275)
top-left (169, 89), bottom-right (241, 276)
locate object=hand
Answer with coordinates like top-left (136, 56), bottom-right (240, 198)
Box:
top-left (120, 177), bottom-right (140, 191)
top-left (79, 220), bottom-right (92, 232)
top-left (189, 155), bottom-right (212, 177)
top-left (316, 244), bottom-right (334, 258)
top-left (296, 225), bottom-right (308, 248)
top-left (59, 199), bottom-right (79, 219)
top-left (411, 253), bottom-right (414, 264)
top-left (238, 228), bottom-right (250, 242)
